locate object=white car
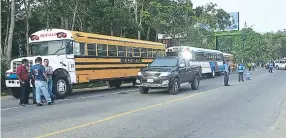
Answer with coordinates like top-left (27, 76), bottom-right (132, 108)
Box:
top-left (275, 60), bottom-right (286, 70)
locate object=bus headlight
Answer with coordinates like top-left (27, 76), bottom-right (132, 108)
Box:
top-left (160, 72), bottom-right (171, 77)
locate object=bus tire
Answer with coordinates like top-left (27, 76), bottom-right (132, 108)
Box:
top-left (8, 88), bottom-right (20, 99)
top-left (208, 70), bottom-right (215, 78)
top-left (106, 81), bottom-right (114, 88)
top-left (113, 80), bottom-right (122, 88)
top-left (53, 76), bottom-right (69, 99)
top-left (132, 79), bottom-right (136, 87)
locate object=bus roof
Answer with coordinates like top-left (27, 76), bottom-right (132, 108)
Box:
top-left (29, 29), bottom-right (73, 43)
top-left (167, 46), bottom-right (223, 54)
top-left (223, 52), bottom-right (233, 56)
top-left (29, 29), bottom-right (165, 47)
top-left (72, 31), bottom-right (165, 46)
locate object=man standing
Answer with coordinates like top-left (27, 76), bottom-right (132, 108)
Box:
top-left (44, 59), bottom-right (56, 102)
top-left (238, 63), bottom-right (245, 82)
top-left (268, 61), bottom-right (273, 73)
top-left (224, 61), bottom-right (230, 86)
top-left (247, 62), bottom-right (252, 71)
top-left (31, 57), bottom-right (53, 106)
top-left (16, 59), bottom-right (30, 106)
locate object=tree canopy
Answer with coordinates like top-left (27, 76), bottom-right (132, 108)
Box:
top-left (1, 0), bottom-right (285, 63)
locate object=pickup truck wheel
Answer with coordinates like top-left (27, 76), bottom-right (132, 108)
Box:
top-left (169, 78), bottom-right (179, 95)
top-left (276, 66), bottom-right (279, 70)
top-left (191, 75), bottom-right (200, 90)
top-left (139, 87), bottom-right (149, 94)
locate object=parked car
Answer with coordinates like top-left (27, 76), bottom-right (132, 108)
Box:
top-left (275, 60), bottom-right (286, 70)
top-left (136, 56), bottom-right (202, 95)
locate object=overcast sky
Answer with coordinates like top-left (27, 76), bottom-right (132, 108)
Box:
top-left (192, 0), bottom-right (286, 33)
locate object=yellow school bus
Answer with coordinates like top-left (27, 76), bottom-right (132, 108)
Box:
top-left (72, 31), bottom-right (166, 88)
top-left (5, 29), bottom-right (166, 98)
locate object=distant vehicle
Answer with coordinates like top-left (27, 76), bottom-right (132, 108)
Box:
top-left (275, 60), bottom-right (286, 70)
top-left (5, 29), bottom-right (166, 99)
top-left (136, 56), bottom-right (202, 95)
top-left (165, 46), bottom-right (224, 78)
top-left (223, 52), bottom-right (235, 71)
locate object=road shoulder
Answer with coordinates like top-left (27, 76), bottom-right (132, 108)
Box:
top-left (259, 98), bottom-right (286, 138)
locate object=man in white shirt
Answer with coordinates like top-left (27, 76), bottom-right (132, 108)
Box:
top-left (44, 59), bottom-right (56, 102)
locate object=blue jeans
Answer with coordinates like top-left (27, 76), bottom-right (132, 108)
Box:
top-left (35, 80), bottom-right (51, 103)
top-left (47, 79), bottom-right (53, 96)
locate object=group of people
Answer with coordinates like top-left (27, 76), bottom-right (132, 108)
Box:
top-left (223, 62), bottom-right (252, 86)
top-left (16, 57), bottom-right (56, 106)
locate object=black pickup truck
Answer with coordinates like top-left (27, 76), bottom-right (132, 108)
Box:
top-left (136, 56), bottom-right (202, 95)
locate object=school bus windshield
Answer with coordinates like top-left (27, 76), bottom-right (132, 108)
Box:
top-left (30, 40), bottom-right (70, 56)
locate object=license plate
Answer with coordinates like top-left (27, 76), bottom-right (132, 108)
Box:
top-left (147, 79), bottom-right (154, 83)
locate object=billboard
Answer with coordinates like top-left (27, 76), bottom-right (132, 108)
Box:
top-left (216, 12), bottom-right (240, 31)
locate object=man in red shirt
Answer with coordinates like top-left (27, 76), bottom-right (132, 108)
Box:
top-left (16, 59), bottom-right (30, 106)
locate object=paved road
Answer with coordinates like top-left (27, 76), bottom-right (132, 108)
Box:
top-left (1, 69), bottom-right (286, 138)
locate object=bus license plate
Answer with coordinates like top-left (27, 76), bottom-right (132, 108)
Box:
top-left (147, 79), bottom-right (154, 83)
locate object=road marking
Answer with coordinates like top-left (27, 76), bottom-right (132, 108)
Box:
top-left (1, 89), bottom-right (137, 111)
top-left (35, 86), bottom-right (228, 138)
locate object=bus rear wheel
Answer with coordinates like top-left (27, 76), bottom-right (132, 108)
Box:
top-left (8, 88), bottom-right (20, 99)
top-left (107, 80), bottom-right (122, 88)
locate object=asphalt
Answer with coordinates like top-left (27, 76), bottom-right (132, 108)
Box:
top-left (1, 68), bottom-right (286, 138)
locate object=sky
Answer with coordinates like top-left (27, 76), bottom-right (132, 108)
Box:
top-left (192, 0), bottom-right (286, 33)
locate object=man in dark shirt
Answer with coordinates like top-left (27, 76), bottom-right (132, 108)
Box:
top-left (31, 57), bottom-right (52, 106)
top-left (16, 59), bottom-right (31, 106)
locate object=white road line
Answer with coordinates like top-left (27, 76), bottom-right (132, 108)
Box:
top-left (1, 89), bottom-right (137, 111)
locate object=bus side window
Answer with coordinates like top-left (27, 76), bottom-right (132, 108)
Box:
top-left (108, 45), bottom-right (117, 56)
top-left (141, 48), bottom-right (147, 57)
top-left (87, 44), bottom-right (96, 55)
top-left (162, 50), bottom-right (165, 56)
top-left (133, 47), bottom-right (140, 57)
top-left (73, 42), bottom-right (85, 55)
top-left (147, 49), bottom-right (152, 57)
top-left (97, 44), bottom-right (107, 56)
top-left (153, 49), bottom-right (158, 57)
top-left (127, 47), bottom-right (132, 57)
top-left (118, 46), bottom-right (126, 57)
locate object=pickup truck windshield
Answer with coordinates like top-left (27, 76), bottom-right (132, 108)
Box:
top-left (150, 58), bottom-right (178, 67)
